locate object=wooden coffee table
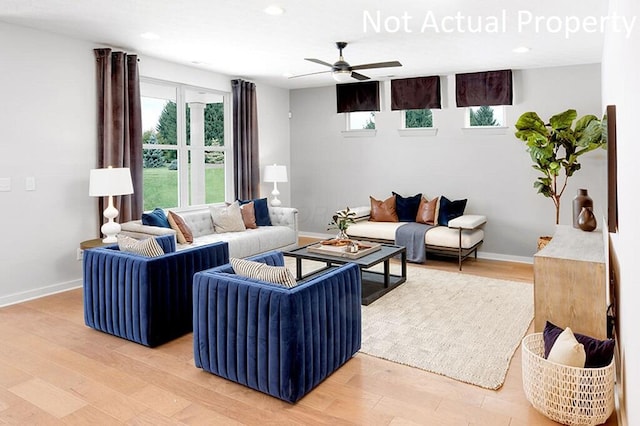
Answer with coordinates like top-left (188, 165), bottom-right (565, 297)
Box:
top-left (283, 242), bottom-right (406, 305)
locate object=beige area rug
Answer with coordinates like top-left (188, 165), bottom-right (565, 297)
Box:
top-left (360, 266), bottom-right (533, 390)
top-left (283, 258), bottom-right (533, 389)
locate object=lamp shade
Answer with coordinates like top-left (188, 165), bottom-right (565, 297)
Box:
top-left (89, 167), bottom-right (134, 197)
top-left (263, 164), bottom-right (288, 183)
top-left (333, 70), bottom-right (353, 83)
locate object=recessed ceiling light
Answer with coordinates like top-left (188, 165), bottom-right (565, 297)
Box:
top-left (513, 46), bottom-right (531, 53)
top-left (264, 5), bottom-right (285, 16)
top-left (140, 32), bottom-right (160, 40)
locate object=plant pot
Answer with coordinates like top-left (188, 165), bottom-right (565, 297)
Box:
top-left (537, 236), bottom-right (552, 251)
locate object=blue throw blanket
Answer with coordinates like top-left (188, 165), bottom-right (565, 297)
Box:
top-left (395, 223), bottom-right (433, 263)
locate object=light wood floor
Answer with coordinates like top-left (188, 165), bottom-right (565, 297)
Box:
top-left (0, 242), bottom-right (617, 425)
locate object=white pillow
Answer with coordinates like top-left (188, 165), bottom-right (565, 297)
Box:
top-left (547, 327), bottom-right (586, 368)
top-left (209, 201), bottom-right (246, 233)
top-left (116, 235), bottom-right (165, 257)
top-left (230, 258), bottom-right (297, 288)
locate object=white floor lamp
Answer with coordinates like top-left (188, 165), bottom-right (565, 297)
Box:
top-left (263, 164), bottom-right (288, 206)
top-left (89, 166), bottom-right (134, 243)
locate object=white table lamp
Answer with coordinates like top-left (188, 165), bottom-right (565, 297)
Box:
top-left (263, 164), bottom-right (287, 206)
top-left (89, 166), bottom-right (134, 243)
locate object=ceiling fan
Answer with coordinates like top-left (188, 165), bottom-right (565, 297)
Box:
top-left (291, 41), bottom-right (402, 82)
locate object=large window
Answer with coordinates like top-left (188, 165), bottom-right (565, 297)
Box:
top-left (141, 79), bottom-right (230, 210)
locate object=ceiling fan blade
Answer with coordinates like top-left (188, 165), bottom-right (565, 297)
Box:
top-left (288, 70), bottom-right (331, 79)
top-left (350, 61), bottom-right (402, 71)
top-left (304, 58), bottom-right (334, 68)
top-left (351, 72), bottom-right (370, 81)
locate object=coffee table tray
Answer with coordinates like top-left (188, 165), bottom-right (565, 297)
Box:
top-left (307, 240), bottom-right (381, 259)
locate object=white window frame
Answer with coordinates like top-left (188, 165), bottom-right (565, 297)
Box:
top-left (461, 105), bottom-right (509, 135)
top-left (342, 111), bottom-right (377, 138)
top-left (140, 77), bottom-right (232, 208)
top-left (398, 109), bottom-right (438, 137)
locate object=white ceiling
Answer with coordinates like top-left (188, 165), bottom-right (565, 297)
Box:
top-left (0, 0), bottom-right (610, 89)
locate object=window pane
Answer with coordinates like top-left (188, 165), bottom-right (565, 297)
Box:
top-left (205, 151), bottom-right (225, 204)
top-left (143, 149), bottom-right (178, 210)
top-left (469, 106), bottom-right (503, 127)
top-left (349, 111), bottom-right (375, 130)
top-left (405, 109), bottom-right (433, 128)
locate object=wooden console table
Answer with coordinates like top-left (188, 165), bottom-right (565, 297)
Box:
top-left (533, 225), bottom-right (607, 339)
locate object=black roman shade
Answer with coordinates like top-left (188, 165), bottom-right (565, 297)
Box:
top-left (336, 81), bottom-right (380, 113)
top-left (456, 70), bottom-right (513, 107)
top-left (391, 76), bottom-right (441, 110)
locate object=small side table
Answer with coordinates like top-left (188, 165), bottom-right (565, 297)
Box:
top-left (80, 238), bottom-right (110, 250)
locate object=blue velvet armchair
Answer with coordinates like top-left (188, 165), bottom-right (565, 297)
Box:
top-left (83, 235), bottom-right (229, 347)
top-left (192, 251), bottom-right (362, 403)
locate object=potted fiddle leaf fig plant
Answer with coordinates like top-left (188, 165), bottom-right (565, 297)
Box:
top-left (514, 109), bottom-right (605, 228)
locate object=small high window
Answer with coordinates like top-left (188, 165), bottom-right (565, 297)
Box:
top-left (467, 106), bottom-right (505, 127)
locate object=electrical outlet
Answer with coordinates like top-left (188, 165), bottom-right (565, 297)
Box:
top-left (77, 248), bottom-right (83, 261)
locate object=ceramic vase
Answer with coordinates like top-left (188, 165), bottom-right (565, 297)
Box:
top-left (572, 189), bottom-right (593, 228)
top-left (577, 207), bottom-right (597, 232)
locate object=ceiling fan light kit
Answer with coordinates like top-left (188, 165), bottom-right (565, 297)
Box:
top-left (292, 41), bottom-right (402, 82)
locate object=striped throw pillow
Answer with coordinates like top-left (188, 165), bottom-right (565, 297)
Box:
top-left (230, 258), bottom-right (297, 288)
top-left (117, 235), bottom-right (165, 257)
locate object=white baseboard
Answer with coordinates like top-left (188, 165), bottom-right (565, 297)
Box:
top-left (0, 279), bottom-right (82, 308)
top-left (298, 232), bottom-right (533, 265)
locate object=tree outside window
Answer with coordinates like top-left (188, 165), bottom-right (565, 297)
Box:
top-left (405, 109), bottom-right (433, 128)
top-left (468, 106), bottom-right (503, 127)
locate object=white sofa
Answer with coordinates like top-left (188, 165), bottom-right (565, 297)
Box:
top-left (120, 205), bottom-right (298, 259)
top-left (345, 206), bottom-right (486, 270)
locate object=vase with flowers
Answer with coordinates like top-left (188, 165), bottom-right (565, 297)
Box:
top-left (328, 207), bottom-right (356, 240)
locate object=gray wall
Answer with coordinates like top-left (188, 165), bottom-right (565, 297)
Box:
top-left (290, 64), bottom-right (605, 260)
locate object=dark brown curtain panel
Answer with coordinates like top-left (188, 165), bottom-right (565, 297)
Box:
top-left (94, 48), bottom-right (143, 230)
top-left (232, 79), bottom-right (260, 200)
top-left (391, 76), bottom-right (441, 110)
top-left (456, 69), bottom-right (513, 107)
top-left (336, 81), bottom-right (380, 113)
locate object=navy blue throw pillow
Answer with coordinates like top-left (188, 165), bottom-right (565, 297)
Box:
top-left (239, 198), bottom-right (272, 226)
top-left (437, 196), bottom-right (467, 226)
top-left (393, 192), bottom-right (422, 222)
top-left (141, 208), bottom-right (171, 228)
top-left (543, 321), bottom-right (615, 368)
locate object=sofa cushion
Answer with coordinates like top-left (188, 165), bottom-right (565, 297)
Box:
top-left (167, 211), bottom-right (194, 244)
top-left (393, 192), bottom-right (422, 222)
top-left (116, 234), bottom-right (165, 257)
top-left (230, 257), bottom-right (297, 288)
top-left (437, 196), bottom-right (467, 226)
top-left (416, 197), bottom-right (438, 225)
top-left (370, 195), bottom-right (398, 222)
top-left (210, 202), bottom-right (246, 233)
top-left (240, 201), bottom-right (258, 229)
top-left (239, 198), bottom-right (272, 226)
top-left (142, 207), bottom-right (171, 228)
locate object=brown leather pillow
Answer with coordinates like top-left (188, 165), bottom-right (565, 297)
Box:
top-left (370, 195), bottom-right (398, 222)
top-left (240, 201), bottom-right (258, 229)
top-left (416, 197), bottom-right (438, 225)
top-left (167, 211), bottom-right (194, 244)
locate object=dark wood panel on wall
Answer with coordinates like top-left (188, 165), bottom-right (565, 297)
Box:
top-left (606, 104), bottom-right (618, 233)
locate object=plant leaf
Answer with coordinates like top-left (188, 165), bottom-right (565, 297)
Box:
top-left (549, 109), bottom-right (577, 130)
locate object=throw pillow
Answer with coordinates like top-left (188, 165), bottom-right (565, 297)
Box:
top-left (437, 196), bottom-right (467, 226)
top-left (239, 201), bottom-right (258, 229)
top-left (167, 211), bottom-right (194, 244)
top-left (141, 207), bottom-right (171, 228)
top-left (416, 196), bottom-right (439, 225)
top-left (392, 192), bottom-right (422, 222)
top-left (210, 201), bottom-right (246, 233)
top-left (230, 258), bottom-right (297, 288)
top-left (239, 198), bottom-right (272, 226)
top-left (370, 195), bottom-right (399, 222)
top-left (116, 235), bottom-right (165, 257)
top-left (547, 327), bottom-right (586, 368)
top-left (543, 321), bottom-right (615, 368)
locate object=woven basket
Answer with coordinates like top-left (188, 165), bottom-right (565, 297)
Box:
top-left (521, 333), bottom-right (615, 426)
